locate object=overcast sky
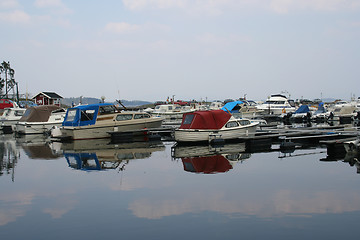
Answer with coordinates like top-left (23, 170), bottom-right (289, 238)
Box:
top-left (1, 0), bottom-right (360, 102)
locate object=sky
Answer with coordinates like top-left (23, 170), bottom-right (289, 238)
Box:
top-left (1, 0), bottom-right (360, 102)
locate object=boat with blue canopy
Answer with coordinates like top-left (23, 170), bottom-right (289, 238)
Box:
top-left (51, 103), bottom-right (163, 140)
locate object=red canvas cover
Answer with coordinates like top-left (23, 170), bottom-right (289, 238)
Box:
top-left (182, 155), bottom-right (232, 174)
top-left (179, 110), bottom-right (231, 130)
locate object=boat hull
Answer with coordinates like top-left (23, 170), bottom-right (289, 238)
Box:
top-left (174, 124), bottom-right (258, 143)
top-left (56, 118), bottom-right (163, 140)
top-left (15, 121), bottom-right (63, 135)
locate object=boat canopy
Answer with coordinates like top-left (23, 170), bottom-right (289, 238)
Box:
top-left (179, 110), bottom-right (231, 130)
top-left (221, 101), bottom-right (244, 113)
top-left (62, 103), bottom-right (115, 127)
top-left (18, 105), bottom-right (61, 123)
top-left (294, 105), bottom-right (310, 114)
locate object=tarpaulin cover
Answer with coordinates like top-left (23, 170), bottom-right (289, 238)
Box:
top-left (179, 110), bottom-right (231, 130)
top-left (221, 101), bottom-right (243, 113)
top-left (294, 105), bottom-right (310, 114)
top-left (182, 155), bottom-right (232, 174)
top-left (19, 105), bottom-right (61, 122)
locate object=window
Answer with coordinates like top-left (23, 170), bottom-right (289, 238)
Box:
top-left (116, 114), bottom-right (133, 121)
top-left (225, 121), bottom-right (239, 128)
top-left (66, 109), bottom-right (77, 122)
top-left (183, 114), bottom-right (194, 125)
top-left (134, 113), bottom-right (150, 119)
top-left (239, 120), bottom-right (250, 126)
top-left (81, 110), bottom-right (95, 121)
top-left (99, 105), bottom-right (116, 114)
top-left (14, 110), bottom-right (24, 117)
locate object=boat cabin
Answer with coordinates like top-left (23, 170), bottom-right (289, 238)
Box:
top-left (63, 103), bottom-right (118, 127)
top-left (180, 110), bottom-right (231, 130)
top-left (0, 99), bottom-right (16, 109)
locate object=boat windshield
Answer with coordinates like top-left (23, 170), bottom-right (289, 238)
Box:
top-left (99, 105), bottom-right (117, 114)
top-left (65, 109), bottom-right (77, 122)
top-left (14, 110), bottom-right (25, 116)
top-left (265, 100), bottom-right (285, 104)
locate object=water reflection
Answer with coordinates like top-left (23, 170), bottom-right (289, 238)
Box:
top-left (172, 143), bottom-right (251, 174)
top-left (0, 135), bottom-right (19, 181)
top-left (16, 134), bottom-right (62, 160)
top-left (60, 139), bottom-right (165, 171)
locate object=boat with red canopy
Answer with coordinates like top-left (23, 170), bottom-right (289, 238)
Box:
top-left (174, 110), bottom-right (258, 143)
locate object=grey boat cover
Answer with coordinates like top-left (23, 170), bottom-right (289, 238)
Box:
top-left (19, 105), bottom-right (61, 123)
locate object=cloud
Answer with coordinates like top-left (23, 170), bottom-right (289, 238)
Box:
top-left (0, 9), bottom-right (31, 24)
top-left (0, 0), bottom-right (20, 8)
top-left (104, 22), bottom-right (141, 34)
top-left (269, 0), bottom-right (360, 14)
top-left (34, 0), bottom-right (72, 14)
top-left (128, 190), bottom-right (360, 219)
top-left (122, 0), bottom-right (360, 15)
top-left (122, 0), bottom-right (186, 10)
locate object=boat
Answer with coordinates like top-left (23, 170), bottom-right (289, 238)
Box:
top-left (289, 104), bottom-right (313, 122)
top-left (222, 100), bottom-right (263, 119)
top-left (256, 94), bottom-right (296, 115)
top-left (14, 105), bottom-right (66, 135)
top-left (311, 102), bottom-right (330, 122)
top-left (0, 107), bottom-right (27, 133)
top-left (174, 109), bottom-right (259, 143)
top-left (151, 103), bottom-right (196, 125)
top-left (51, 103), bottom-right (163, 141)
top-left (209, 101), bottom-right (224, 110)
top-left (328, 103), bottom-right (358, 123)
top-left (0, 99), bottom-right (18, 115)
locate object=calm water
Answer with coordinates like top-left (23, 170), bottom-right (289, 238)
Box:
top-left (1, 133), bottom-right (360, 240)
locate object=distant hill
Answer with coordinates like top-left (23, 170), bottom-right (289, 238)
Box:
top-left (61, 97), bottom-right (152, 107)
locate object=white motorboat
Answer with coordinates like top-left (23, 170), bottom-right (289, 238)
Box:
top-left (15, 105), bottom-right (66, 135)
top-left (174, 109), bottom-right (258, 143)
top-left (51, 103), bottom-right (163, 141)
top-left (209, 101), bottom-right (224, 110)
top-left (0, 107), bottom-right (27, 133)
top-left (256, 94), bottom-right (296, 115)
top-left (151, 103), bottom-right (196, 125)
top-left (328, 103), bottom-right (358, 123)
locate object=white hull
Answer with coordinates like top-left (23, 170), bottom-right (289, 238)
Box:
top-left (174, 124), bottom-right (258, 143)
top-left (56, 118), bottom-right (163, 140)
top-left (15, 121), bottom-right (63, 135)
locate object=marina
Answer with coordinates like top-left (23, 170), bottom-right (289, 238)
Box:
top-left (1, 119), bottom-right (360, 239)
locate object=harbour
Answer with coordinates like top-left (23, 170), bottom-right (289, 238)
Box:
top-left (1, 120), bottom-right (360, 239)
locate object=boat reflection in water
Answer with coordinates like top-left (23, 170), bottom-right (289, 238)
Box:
top-left (60, 138), bottom-right (165, 171)
top-left (172, 142), bottom-right (251, 174)
top-left (16, 134), bottom-right (62, 160)
top-left (0, 135), bottom-right (20, 181)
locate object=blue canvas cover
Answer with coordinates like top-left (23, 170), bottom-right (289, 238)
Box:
top-left (221, 101), bottom-right (243, 113)
top-left (62, 103), bottom-right (113, 127)
top-left (294, 105), bottom-right (310, 114)
top-left (315, 102), bottom-right (326, 114)
top-left (65, 153), bottom-right (101, 171)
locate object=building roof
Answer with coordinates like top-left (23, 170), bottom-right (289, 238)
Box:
top-left (32, 92), bottom-right (63, 99)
